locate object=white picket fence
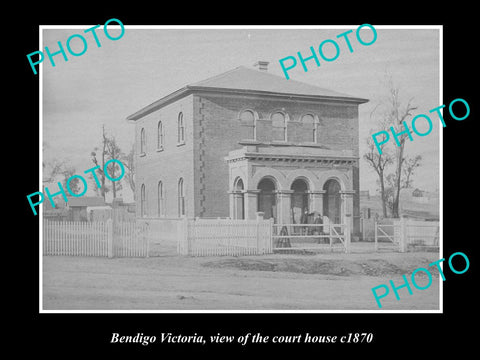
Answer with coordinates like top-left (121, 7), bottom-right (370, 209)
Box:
top-left (43, 219), bottom-right (148, 258)
top-left (112, 221), bottom-right (149, 257)
top-left (404, 218), bottom-right (439, 250)
top-left (177, 218), bottom-right (273, 257)
top-left (375, 217), bottom-right (439, 252)
top-left (271, 221), bottom-right (351, 253)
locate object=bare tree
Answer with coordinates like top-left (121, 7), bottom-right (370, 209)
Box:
top-left (402, 155), bottom-right (422, 189)
top-left (384, 76), bottom-right (418, 217)
top-left (104, 135), bottom-right (123, 199)
top-left (42, 159), bottom-right (65, 184)
top-left (384, 155), bottom-right (422, 215)
top-left (364, 133), bottom-right (392, 217)
top-left (91, 125), bottom-right (109, 201)
top-left (121, 143), bottom-right (135, 197)
top-left (91, 125), bottom-right (125, 201)
top-left (366, 72), bottom-right (419, 218)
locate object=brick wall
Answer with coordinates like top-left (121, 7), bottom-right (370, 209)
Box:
top-left (193, 93), bottom-right (360, 219)
top-left (133, 90), bottom-right (361, 228)
top-left (134, 95), bottom-right (194, 218)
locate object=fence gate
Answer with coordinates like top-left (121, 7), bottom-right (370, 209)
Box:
top-left (112, 220), bottom-right (149, 257)
top-left (374, 217), bottom-right (440, 252)
top-left (374, 219), bottom-right (401, 252)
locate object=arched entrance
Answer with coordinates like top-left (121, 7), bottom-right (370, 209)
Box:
top-left (323, 179), bottom-right (341, 223)
top-left (258, 177), bottom-right (277, 221)
top-left (233, 178), bottom-right (245, 220)
top-left (291, 178), bottom-right (309, 224)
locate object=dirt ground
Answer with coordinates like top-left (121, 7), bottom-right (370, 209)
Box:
top-left (42, 243), bottom-right (441, 311)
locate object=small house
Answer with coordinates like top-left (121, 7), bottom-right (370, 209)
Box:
top-left (67, 196), bottom-right (106, 221)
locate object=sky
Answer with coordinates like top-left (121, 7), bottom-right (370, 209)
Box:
top-left (42, 25), bottom-right (441, 203)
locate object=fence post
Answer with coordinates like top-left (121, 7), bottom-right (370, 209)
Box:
top-left (183, 217), bottom-right (190, 256)
top-left (144, 222), bottom-right (150, 258)
top-left (256, 212), bottom-right (264, 254)
top-left (374, 218), bottom-right (378, 252)
top-left (345, 223), bottom-right (351, 254)
top-left (107, 218), bottom-right (113, 258)
top-left (361, 218), bottom-right (364, 241)
top-left (329, 220), bottom-right (333, 251)
top-left (269, 218), bottom-right (274, 254)
top-left (399, 216), bottom-right (407, 253)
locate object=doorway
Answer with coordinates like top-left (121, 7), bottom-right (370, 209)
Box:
top-left (291, 178), bottom-right (309, 224)
top-left (258, 177), bottom-right (277, 222)
top-left (323, 179), bottom-right (341, 224)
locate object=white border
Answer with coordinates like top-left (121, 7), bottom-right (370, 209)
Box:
top-left (38, 24), bottom-right (443, 314)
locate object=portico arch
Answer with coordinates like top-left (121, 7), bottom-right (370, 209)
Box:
top-left (257, 177), bottom-right (277, 221)
top-left (323, 178), bottom-right (341, 224)
top-left (251, 167), bottom-right (288, 191)
top-left (233, 177), bottom-right (245, 219)
top-left (290, 178), bottom-right (309, 223)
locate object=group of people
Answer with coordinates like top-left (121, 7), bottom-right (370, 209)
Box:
top-left (299, 209), bottom-right (328, 243)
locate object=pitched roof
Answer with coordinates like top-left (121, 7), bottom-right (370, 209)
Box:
top-left (191, 66), bottom-right (363, 99)
top-left (68, 196), bottom-right (106, 207)
top-left (126, 66), bottom-right (368, 121)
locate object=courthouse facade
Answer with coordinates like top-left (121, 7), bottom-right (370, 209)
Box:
top-left (127, 62), bottom-right (368, 235)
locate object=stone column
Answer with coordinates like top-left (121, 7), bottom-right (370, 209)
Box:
top-left (308, 190), bottom-right (326, 214)
top-left (228, 190), bottom-right (245, 219)
top-left (228, 191), bottom-right (235, 219)
top-left (276, 190), bottom-right (294, 224)
top-left (244, 190), bottom-right (260, 220)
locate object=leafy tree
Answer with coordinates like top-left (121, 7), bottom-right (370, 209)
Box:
top-left (60, 165), bottom-right (82, 196)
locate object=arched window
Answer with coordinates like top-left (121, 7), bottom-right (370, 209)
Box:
top-left (313, 117), bottom-right (319, 143)
top-left (177, 112), bottom-right (185, 144)
top-left (157, 181), bottom-right (164, 217)
top-left (157, 121), bottom-right (164, 149)
top-left (271, 111), bottom-right (287, 141)
top-left (178, 178), bottom-right (185, 217)
top-left (140, 184), bottom-right (146, 218)
top-left (233, 177), bottom-right (245, 220)
top-left (301, 114), bottom-right (316, 142)
top-left (239, 109), bottom-right (256, 140)
top-left (140, 128), bottom-right (146, 154)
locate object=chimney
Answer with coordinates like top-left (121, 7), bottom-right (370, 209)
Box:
top-left (253, 61), bottom-right (269, 71)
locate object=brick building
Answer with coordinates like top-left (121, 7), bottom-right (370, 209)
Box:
top-left (126, 62), bottom-right (368, 235)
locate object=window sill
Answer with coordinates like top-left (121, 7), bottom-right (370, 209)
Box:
top-left (156, 147), bottom-right (164, 152)
top-left (139, 152), bottom-right (146, 157)
top-left (239, 139), bottom-right (261, 145)
top-left (177, 142), bottom-right (186, 147)
top-left (270, 140), bottom-right (291, 145)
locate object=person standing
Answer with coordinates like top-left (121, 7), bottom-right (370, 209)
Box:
top-left (300, 208), bottom-right (310, 235)
top-left (313, 213), bottom-right (325, 244)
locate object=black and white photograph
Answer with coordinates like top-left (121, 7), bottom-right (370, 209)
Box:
top-left (39, 25), bottom-right (442, 312)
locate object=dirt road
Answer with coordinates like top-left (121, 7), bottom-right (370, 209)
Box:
top-left (42, 250), bottom-right (441, 311)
